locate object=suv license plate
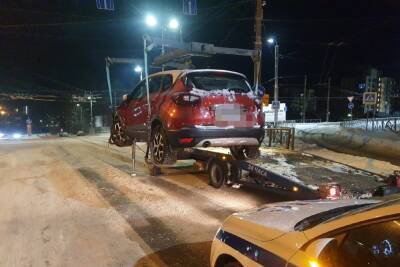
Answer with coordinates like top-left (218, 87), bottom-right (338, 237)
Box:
top-left (215, 104), bottom-right (241, 122)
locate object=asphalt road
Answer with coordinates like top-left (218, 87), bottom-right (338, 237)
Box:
top-left (0, 136), bottom-right (282, 267)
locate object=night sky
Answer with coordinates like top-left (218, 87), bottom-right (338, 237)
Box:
top-left (0, 0), bottom-right (399, 121)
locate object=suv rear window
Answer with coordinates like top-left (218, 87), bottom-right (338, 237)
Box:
top-left (186, 71), bottom-right (251, 93)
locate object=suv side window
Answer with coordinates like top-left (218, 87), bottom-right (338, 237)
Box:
top-left (130, 80), bottom-right (145, 100)
top-left (161, 75), bottom-right (173, 91)
top-left (319, 219), bottom-right (400, 267)
top-left (149, 76), bottom-right (162, 94)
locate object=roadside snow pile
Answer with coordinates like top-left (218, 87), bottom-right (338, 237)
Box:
top-left (305, 148), bottom-right (398, 177)
top-left (297, 125), bottom-right (400, 167)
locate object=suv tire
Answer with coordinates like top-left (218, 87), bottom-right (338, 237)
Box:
top-left (150, 125), bottom-right (177, 165)
top-left (229, 145), bottom-right (260, 160)
top-left (110, 114), bottom-right (131, 147)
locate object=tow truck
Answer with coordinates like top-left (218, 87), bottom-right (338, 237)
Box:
top-left (107, 35), bottom-right (399, 201)
top-left (174, 146), bottom-right (398, 200)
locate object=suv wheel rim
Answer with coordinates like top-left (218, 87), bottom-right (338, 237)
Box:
top-left (113, 118), bottom-right (126, 144)
top-left (153, 131), bottom-right (164, 163)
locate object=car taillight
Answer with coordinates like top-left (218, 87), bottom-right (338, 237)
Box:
top-left (173, 93), bottom-right (201, 105)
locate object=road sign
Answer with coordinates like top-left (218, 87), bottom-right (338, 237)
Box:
top-left (96, 0), bottom-right (115, 10)
top-left (347, 96), bottom-right (354, 102)
top-left (348, 102), bottom-right (354, 110)
top-left (272, 101), bottom-right (280, 110)
top-left (363, 92), bottom-right (377, 105)
top-left (183, 0), bottom-right (197, 15)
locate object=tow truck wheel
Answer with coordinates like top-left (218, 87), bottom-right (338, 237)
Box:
top-left (229, 146), bottom-right (260, 160)
top-left (208, 159), bottom-right (227, 189)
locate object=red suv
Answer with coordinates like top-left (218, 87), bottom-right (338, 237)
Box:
top-left (110, 69), bottom-right (265, 164)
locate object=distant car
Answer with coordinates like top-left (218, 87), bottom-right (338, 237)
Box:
top-left (210, 198), bottom-right (400, 267)
top-left (110, 69), bottom-right (265, 165)
top-left (0, 126), bottom-right (24, 139)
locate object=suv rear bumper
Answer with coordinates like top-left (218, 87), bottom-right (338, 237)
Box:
top-left (166, 126), bottom-right (265, 148)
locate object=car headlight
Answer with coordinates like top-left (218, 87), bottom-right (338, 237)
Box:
top-left (12, 133), bottom-right (22, 139)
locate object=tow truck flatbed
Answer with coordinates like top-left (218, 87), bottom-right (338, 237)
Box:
top-left (183, 147), bottom-right (390, 199)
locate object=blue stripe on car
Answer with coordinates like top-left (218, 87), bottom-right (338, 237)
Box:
top-left (216, 229), bottom-right (287, 266)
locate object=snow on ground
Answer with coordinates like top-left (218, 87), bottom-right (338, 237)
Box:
top-left (0, 136), bottom-right (282, 267)
top-left (302, 147), bottom-right (399, 177)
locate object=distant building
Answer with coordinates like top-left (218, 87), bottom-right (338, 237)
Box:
top-left (377, 77), bottom-right (396, 115)
top-left (341, 68), bottom-right (397, 116)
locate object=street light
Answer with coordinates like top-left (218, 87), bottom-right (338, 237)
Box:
top-left (134, 66), bottom-right (143, 80)
top-left (76, 103), bottom-right (83, 131)
top-left (145, 14), bottom-right (157, 27)
top-left (267, 37), bottom-right (279, 127)
top-left (168, 18), bottom-right (179, 30)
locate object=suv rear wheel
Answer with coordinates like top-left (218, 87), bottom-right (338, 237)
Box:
top-left (150, 125), bottom-right (177, 165)
top-left (229, 146), bottom-right (260, 160)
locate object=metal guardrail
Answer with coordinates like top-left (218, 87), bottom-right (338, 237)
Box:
top-left (340, 117), bottom-right (400, 132)
top-left (264, 127), bottom-right (295, 150)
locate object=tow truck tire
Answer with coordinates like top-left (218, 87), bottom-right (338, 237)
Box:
top-left (208, 159), bottom-right (226, 189)
top-left (230, 146), bottom-right (260, 160)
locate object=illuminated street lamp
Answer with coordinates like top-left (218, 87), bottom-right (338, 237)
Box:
top-left (145, 14), bottom-right (157, 27)
top-left (168, 18), bottom-right (179, 30)
top-left (134, 66), bottom-right (143, 80)
top-left (267, 37), bottom-right (279, 127)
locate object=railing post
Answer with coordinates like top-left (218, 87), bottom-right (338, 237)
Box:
top-left (268, 128), bottom-right (272, 147)
top-left (291, 128), bottom-right (295, 150)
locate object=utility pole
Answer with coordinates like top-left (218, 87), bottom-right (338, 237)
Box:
top-left (273, 42), bottom-right (279, 127)
top-left (326, 77), bottom-right (331, 122)
top-left (302, 75), bottom-right (307, 123)
top-left (253, 0), bottom-right (264, 94)
top-left (88, 91), bottom-right (94, 134)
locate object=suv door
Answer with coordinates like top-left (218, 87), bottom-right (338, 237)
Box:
top-left (151, 74), bottom-right (173, 117)
top-left (136, 75), bottom-right (162, 140)
top-left (124, 80), bottom-right (146, 140)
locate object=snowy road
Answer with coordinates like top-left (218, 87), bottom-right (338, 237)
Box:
top-left (0, 137), bottom-right (282, 267)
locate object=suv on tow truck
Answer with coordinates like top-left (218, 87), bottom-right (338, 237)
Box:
top-left (110, 69), bottom-right (265, 165)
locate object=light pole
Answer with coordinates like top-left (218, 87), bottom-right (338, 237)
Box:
top-left (134, 66), bottom-right (143, 80)
top-left (268, 38), bottom-right (279, 127)
top-left (76, 103), bottom-right (83, 131)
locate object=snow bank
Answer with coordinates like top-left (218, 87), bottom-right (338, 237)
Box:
top-left (298, 126), bottom-right (400, 167)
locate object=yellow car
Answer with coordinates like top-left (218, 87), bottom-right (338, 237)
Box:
top-left (211, 198), bottom-right (400, 267)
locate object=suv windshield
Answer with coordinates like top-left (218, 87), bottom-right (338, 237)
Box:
top-left (186, 72), bottom-right (251, 93)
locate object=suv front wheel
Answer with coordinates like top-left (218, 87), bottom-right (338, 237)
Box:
top-left (150, 125), bottom-right (177, 165)
top-left (110, 115), bottom-right (131, 147)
